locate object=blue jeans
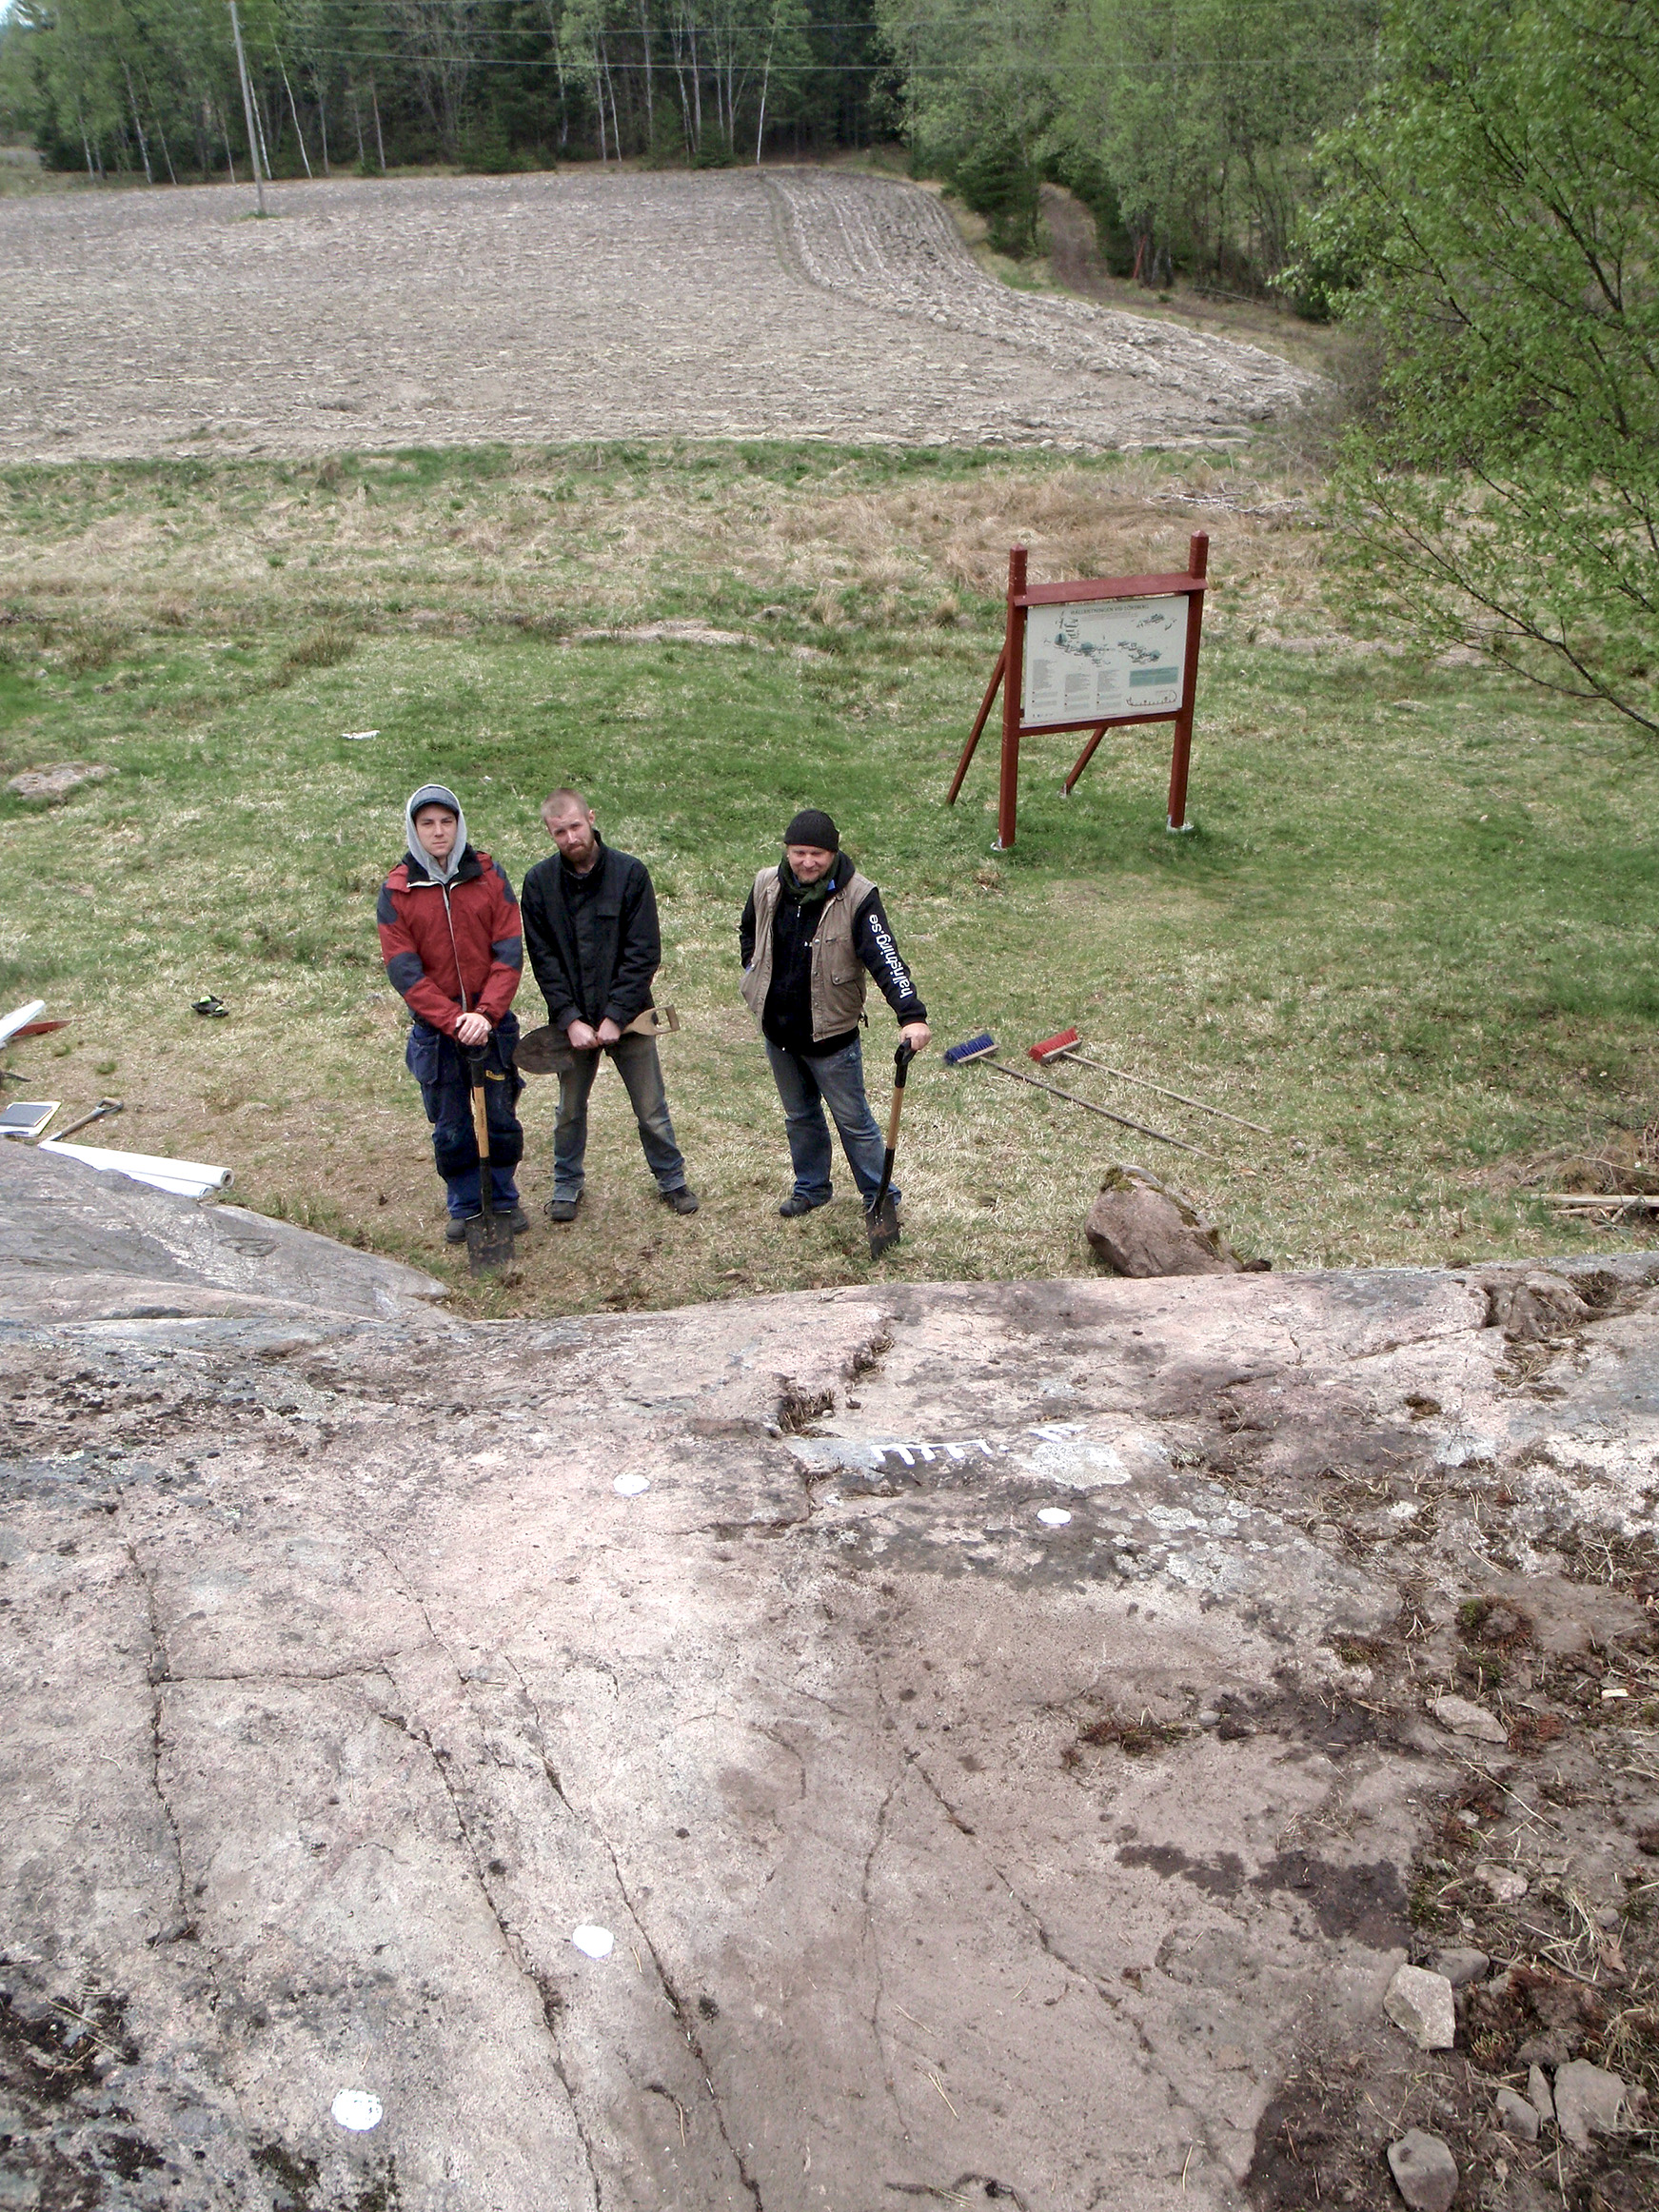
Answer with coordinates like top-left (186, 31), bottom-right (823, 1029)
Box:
top-left (765, 1037), bottom-right (897, 1210)
top-left (554, 1031), bottom-right (687, 1199)
top-left (406, 1015), bottom-right (523, 1218)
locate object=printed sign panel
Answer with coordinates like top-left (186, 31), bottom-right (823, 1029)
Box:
top-left (1020, 593), bottom-right (1190, 728)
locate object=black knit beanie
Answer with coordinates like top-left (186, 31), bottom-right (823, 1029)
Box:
top-left (783, 808), bottom-right (839, 851)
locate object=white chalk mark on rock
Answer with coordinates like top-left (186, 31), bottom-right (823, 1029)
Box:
top-left (613, 1473), bottom-right (650, 1496)
top-left (332, 2089), bottom-right (383, 2131)
top-left (571, 1925), bottom-right (615, 1959)
top-left (1037, 1507), bottom-right (1073, 1527)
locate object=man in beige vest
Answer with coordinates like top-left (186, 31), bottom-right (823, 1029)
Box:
top-left (740, 809), bottom-right (931, 1217)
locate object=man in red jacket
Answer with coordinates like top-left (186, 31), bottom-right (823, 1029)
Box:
top-left (377, 783), bottom-right (529, 1243)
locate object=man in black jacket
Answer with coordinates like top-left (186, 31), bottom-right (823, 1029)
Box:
top-left (740, 808), bottom-right (930, 1218)
top-left (520, 789), bottom-right (698, 1222)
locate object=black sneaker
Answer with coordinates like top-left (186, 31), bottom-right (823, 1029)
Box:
top-left (545, 1195), bottom-right (581, 1224)
top-left (661, 1187), bottom-right (700, 1216)
top-left (506, 1208), bottom-right (531, 1234)
top-left (444, 1216), bottom-right (471, 1244)
top-left (779, 1193), bottom-right (829, 1217)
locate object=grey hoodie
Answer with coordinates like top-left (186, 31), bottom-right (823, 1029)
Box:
top-left (405, 783), bottom-right (468, 885)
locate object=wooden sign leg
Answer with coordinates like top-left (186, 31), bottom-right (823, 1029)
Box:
top-left (1167, 531), bottom-right (1208, 832)
top-left (1063, 723), bottom-right (1109, 796)
top-left (946, 646), bottom-right (1005, 804)
top-left (995, 547), bottom-right (1028, 850)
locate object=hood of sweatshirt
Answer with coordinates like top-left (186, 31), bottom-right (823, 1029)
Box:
top-left (405, 783), bottom-right (467, 885)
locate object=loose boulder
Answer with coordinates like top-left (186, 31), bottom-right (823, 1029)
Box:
top-left (1528, 2064), bottom-right (1555, 2125)
top-left (7, 760), bottom-right (115, 801)
top-left (1552, 2061), bottom-right (1628, 2150)
top-left (1387, 2129), bottom-right (1458, 2212)
top-left (1430, 1693), bottom-right (1508, 1745)
top-left (1494, 2087), bottom-right (1540, 2142)
top-left (1384, 1964), bottom-right (1455, 2051)
top-left (1480, 1268), bottom-right (1591, 1342)
top-left (1085, 1165), bottom-right (1242, 1278)
top-left (1432, 1947), bottom-right (1489, 1987)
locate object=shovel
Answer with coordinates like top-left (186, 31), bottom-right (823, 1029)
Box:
top-left (464, 1049), bottom-right (515, 1275)
top-left (865, 1040), bottom-right (916, 1260)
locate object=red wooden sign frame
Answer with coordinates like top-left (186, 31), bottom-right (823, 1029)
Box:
top-left (946, 531), bottom-right (1210, 849)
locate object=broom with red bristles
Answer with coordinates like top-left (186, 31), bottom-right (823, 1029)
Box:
top-left (1028, 1028), bottom-right (1270, 1136)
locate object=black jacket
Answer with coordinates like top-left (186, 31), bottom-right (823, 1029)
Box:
top-left (521, 840), bottom-right (661, 1033)
top-left (739, 853), bottom-right (925, 1058)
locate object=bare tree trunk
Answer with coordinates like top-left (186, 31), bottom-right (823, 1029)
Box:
top-left (637, 0), bottom-right (654, 139)
top-left (310, 71), bottom-right (330, 173)
top-left (276, 49), bottom-right (312, 177)
top-left (599, 36), bottom-right (621, 159)
top-left (347, 80), bottom-right (366, 165)
top-left (76, 99), bottom-right (95, 181)
top-left (369, 77), bottom-right (386, 170)
top-left (688, 13), bottom-right (701, 154)
top-left (228, 0), bottom-right (267, 212)
top-left (138, 63), bottom-right (178, 182)
top-left (755, 16), bottom-right (774, 165)
top-left (121, 61), bottom-right (154, 182)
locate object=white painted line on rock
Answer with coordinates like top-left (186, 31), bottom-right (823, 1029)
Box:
top-left (331, 2089), bottom-right (383, 2131)
top-left (571, 1925), bottom-right (615, 1959)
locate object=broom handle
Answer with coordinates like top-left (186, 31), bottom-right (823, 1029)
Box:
top-left (978, 1058), bottom-right (1215, 1159)
top-left (1057, 1049), bottom-right (1270, 1136)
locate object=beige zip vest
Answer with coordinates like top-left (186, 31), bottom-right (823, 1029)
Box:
top-left (741, 865), bottom-right (877, 1043)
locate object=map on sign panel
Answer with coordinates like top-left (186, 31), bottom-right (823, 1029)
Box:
top-left (1020, 594), bottom-right (1189, 727)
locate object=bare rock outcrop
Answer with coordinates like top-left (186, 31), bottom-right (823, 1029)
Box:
top-left (1, 1143), bottom-right (1654, 2209)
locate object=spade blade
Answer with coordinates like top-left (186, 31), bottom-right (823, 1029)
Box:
top-left (465, 1209), bottom-right (516, 1275)
top-left (866, 1191), bottom-right (900, 1260)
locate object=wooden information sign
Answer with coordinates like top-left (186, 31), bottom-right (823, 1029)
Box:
top-left (946, 531), bottom-right (1210, 848)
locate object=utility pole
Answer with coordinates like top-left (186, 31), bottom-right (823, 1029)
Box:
top-left (227, 0), bottom-right (267, 215)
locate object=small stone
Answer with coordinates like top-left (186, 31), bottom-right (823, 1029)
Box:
top-left (1384, 1964), bottom-right (1456, 2051)
top-left (1474, 1862), bottom-right (1528, 1903)
top-left (1494, 2087), bottom-right (1539, 2142)
top-left (1551, 2061), bottom-right (1628, 2150)
top-left (6, 760), bottom-right (116, 802)
top-left (1528, 2064), bottom-right (1554, 2125)
top-left (1430, 1693), bottom-right (1508, 1744)
top-left (1516, 2033), bottom-right (1569, 2069)
top-left (1387, 2127), bottom-right (1458, 2212)
top-left (1432, 1946), bottom-right (1490, 1987)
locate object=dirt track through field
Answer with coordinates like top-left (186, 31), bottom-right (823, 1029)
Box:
top-left (1, 169), bottom-right (1312, 462)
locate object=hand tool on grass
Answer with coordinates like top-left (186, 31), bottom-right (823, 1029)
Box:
top-left (1029, 1028), bottom-right (1270, 1136)
top-left (464, 1049), bottom-right (515, 1274)
top-left (942, 1033), bottom-right (1216, 1158)
top-left (49, 1098), bottom-right (124, 1142)
top-left (866, 1039), bottom-right (917, 1259)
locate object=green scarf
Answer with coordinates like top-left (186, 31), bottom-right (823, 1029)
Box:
top-left (781, 860), bottom-right (836, 906)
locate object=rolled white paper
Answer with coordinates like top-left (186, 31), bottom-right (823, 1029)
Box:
top-left (40, 1138), bottom-right (233, 1196)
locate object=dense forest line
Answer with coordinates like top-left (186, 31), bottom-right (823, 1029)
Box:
top-left (0, 0), bottom-right (1379, 300)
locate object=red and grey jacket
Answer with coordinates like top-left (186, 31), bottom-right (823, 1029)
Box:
top-left (377, 847), bottom-right (523, 1037)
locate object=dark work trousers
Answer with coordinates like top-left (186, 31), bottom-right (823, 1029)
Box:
top-left (764, 1035), bottom-right (895, 1208)
top-left (405, 1013), bottom-right (523, 1218)
top-left (553, 1032), bottom-right (687, 1199)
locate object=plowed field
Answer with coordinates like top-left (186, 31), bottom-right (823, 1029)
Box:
top-left (1, 168), bottom-right (1312, 461)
